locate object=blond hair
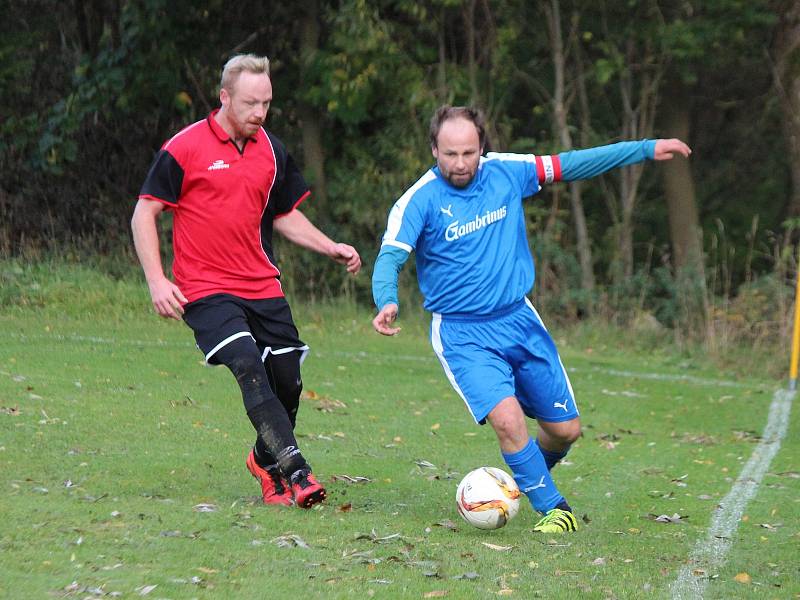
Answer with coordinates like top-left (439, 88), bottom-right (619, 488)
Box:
top-left (220, 54), bottom-right (270, 93)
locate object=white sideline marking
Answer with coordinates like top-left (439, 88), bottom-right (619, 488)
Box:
top-left (670, 388), bottom-right (794, 599)
top-left (8, 332), bottom-right (760, 389)
top-left (583, 367), bottom-right (745, 388)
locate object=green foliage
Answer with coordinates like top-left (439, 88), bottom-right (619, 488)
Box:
top-left (0, 0), bottom-right (797, 339)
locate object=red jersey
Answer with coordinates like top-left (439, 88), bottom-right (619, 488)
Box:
top-left (138, 110), bottom-right (309, 302)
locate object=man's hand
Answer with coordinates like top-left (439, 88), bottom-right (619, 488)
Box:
top-left (654, 138), bottom-right (692, 160)
top-left (330, 242), bottom-right (362, 275)
top-left (147, 276), bottom-right (188, 320)
top-left (372, 303), bottom-right (401, 336)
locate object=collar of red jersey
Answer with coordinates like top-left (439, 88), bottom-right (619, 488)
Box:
top-left (206, 109), bottom-right (260, 144)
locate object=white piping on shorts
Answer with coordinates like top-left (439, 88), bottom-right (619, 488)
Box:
top-left (204, 331), bottom-right (254, 365)
top-left (524, 297), bottom-right (577, 411)
top-left (204, 332), bottom-right (310, 366)
top-left (261, 344), bottom-right (310, 365)
top-left (430, 312), bottom-right (479, 423)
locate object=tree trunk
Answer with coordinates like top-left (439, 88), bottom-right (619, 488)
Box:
top-left (615, 38), bottom-right (660, 282)
top-left (462, 0), bottom-right (479, 105)
top-left (660, 75), bottom-right (708, 333)
top-left (545, 0), bottom-right (595, 298)
top-left (660, 79), bottom-right (704, 276)
top-left (297, 0), bottom-right (328, 210)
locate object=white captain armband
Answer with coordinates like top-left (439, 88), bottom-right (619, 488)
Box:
top-left (534, 155), bottom-right (562, 184)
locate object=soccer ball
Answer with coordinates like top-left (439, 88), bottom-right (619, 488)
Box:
top-left (455, 467), bottom-right (521, 530)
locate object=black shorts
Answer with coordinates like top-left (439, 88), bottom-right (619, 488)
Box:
top-left (182, 294), bottom-right (308, 365)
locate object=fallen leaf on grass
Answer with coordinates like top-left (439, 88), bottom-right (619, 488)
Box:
top-left (452, 572), bottom-right (479, 580)
top-left (734, 572), bottom-right (752, 584)
top-left (732, 430), bottom-right (761, 442)
top-left (647, 490), bottom-right (675, 499)
top-left (0, 406), bottom-right (20, 415)
top-left (331, 474), bottom-right (371, 484)
top-left (775, 471), bottom-right (799, 478)
top-left (136, 584), bottom-right (157, 595)
top-left (414, 460), bottom-right (437, 470)
top-left (592, 557), bottom-right (606, 566)
top-left (647, 513), bottom-right (688, 524)
top-left (433, 519), bottom-right (458, 531)
top-left (355, 529), bottom-right (402, 543)
top-left (423, 592), bottom-right (448, 598)
top-left (481, 542), bottom-right (513, 551)
top-left (336, 503), bottom-right (352, 512)
top-left (196, 567), bottom-right (218, 574)
top-left (671, 474), bottom-right (689, 487)
top-left (273, 534), bottom-right (310, 549)
top-left (680, 433), bottom-right (717, 445)
top-left (193, 503), bottom-right (218, 512)
top-left (303, 390), bottom-right (347, 412)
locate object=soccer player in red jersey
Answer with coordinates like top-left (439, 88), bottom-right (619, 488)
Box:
top-left (132, 54), bottom-right (360, 508)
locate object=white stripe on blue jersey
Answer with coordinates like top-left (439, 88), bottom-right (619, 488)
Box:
top-left (382, 170), bottom-right (438, 252)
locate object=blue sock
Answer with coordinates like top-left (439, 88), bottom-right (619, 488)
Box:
top-left (535, 438), bottom-right (568, 471)
top-left (502, 437), bottom-right (563, 513)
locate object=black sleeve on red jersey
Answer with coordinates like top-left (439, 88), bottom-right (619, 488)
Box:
top-left (266, 132), bottom-right (310, 218)
top-left (139, 149), bottom-right (184, 205)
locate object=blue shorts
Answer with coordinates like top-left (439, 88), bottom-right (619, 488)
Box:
top-left (430, 299), bottom-right (578, 424)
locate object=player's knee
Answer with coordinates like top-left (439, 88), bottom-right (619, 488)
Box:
top-left (216, 339), bottom-right (265, 384)
top-left (488, 414), bottom-right (529, 449)
top-left (267, 352), bottom-right (303, 422)
top-left (227, 353), bottom-right (265, 384)
top-left (558, 420), bottom-right (582, 445)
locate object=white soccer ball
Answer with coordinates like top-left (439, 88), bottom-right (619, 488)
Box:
top-left (455, 467), bottom-right (521, 530)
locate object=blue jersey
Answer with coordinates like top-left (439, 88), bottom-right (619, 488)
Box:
top-left (383, 153), bottom-right (538, 314)
top-left (375, 140), bottom-right (657, 315)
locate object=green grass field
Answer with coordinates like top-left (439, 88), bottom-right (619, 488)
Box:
top-left (0, 266), bottom-right (797, 599)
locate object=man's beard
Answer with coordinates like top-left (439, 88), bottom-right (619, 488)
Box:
top-left (445, 170), bottom-right (476, 188)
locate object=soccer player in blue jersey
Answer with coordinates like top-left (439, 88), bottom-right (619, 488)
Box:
top-left (371, 105), bottom-right (691, 533)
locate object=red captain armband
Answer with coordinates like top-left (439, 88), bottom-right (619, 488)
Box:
top-left (535, 155), bottom-right (562, 184)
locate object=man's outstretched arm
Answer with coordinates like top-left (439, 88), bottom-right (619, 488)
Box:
top-left (536, 138), bottom-right (691, 184)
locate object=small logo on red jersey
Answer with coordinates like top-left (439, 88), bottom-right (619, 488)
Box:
top-left (207, 159), bottom-right (230, 171)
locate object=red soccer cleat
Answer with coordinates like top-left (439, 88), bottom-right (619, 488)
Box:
top-left (246, 450), bottom-right (293, 506)
top-left (290, 468), bottom-right (326, 509)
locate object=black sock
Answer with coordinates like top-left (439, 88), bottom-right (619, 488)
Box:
top-left (556, 500), bottom-right (572, 513)
top-left (253, 439), bottom-right (278, 469)
top-left (246, 402), bottom-right (307, 478)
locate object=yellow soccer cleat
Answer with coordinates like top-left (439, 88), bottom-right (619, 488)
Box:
top-left (533, 508), bottom-right (578, 533)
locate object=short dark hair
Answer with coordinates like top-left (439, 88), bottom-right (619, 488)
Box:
top-left (429, 105), bottom-right (486, 149)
